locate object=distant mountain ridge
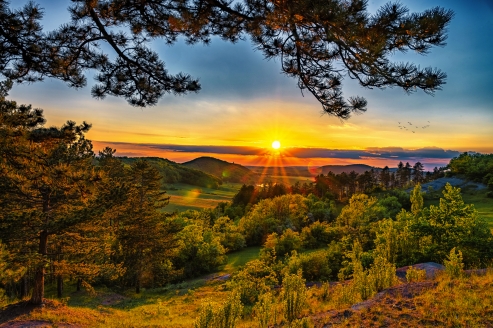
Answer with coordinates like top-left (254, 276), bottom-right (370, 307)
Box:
top-left (119, 157), bottom-right (222, 189)
top-left (319, 164), bottom-right (377, 175)
top-left (182, 156), bottom-right (257, 183)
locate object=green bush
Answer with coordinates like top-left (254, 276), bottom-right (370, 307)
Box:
top-left (264, 229), bottom-right (302, 257)
top-left (281, 271), bottom-right (307, 323)
top-left (227, 260), bottom-right (278, 305)
top-left (444, 247), bottom-right (464, 279)
top-left (284, 251), bottom-right (332, 282)
top-left (300, 221), bottom-right (341, 249)
top-left (406, 266), bottom-right (427, 283)
top-left (194, 291), bottom-right (243, 328)
top-left (253, 292), bottom-right (277, 328)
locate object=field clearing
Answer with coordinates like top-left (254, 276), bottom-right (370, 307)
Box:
top-left (163, 182), bottom-right (243, 212)
top-left (219, 246), bottom-right (262, 273)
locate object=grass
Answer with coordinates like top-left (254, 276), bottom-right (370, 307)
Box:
top-left (15, 268), bottom-right (493, 327)
top-left (219, 246), bottom-right (262, 274)
top-left (163, 182), bottom-right (243, 212)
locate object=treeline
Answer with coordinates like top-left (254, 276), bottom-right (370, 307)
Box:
top-left (448, 152), bottom-right (493, 196)
top-left (229, 161), bottom-right (446, 214)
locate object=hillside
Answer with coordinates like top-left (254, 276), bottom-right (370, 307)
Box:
top-left (182, 156), bottom-right (257, 183)
top-left (119, 157), bottom-right (222, 189)
top-left (319, 163), bottom-right (377, 175)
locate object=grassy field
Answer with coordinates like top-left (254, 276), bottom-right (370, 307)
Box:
top-left (219, 246), bottom-right (262, 273)
top-left (162, 175), bottom-right (315, 212)
top-left (163, 182), bottom-right (243, 212)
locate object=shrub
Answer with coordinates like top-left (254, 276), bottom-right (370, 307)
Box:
top-left (300, 221), bottom-right (341, 249)
top-left (253, 292), bottom-right (277, 328)
top-left (194, 292), bottom-right (243, 328)
top-left (290, 317), bottom-right (314, 328)
top-left (406, 266), bottom-right (427, 283)
top-left (227, 260), bottom-right (278, 305)
top-left (284, 251), bottom-right (332, 282)
top-left (317, 281), bottom-right (330, 302)
top-left (264, 229), bottom-right (302, 257)
top-left (281, 271), bottom-right (307, 323)
top-left (444, 247), bottom-right (464, 278)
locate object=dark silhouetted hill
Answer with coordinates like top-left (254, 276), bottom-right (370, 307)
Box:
top-left (119, 157), bottom-right (222, 189)
top-left (319, 164), bottom-right (376, 175)
top-left (183, 157), bottom-right (257, 183)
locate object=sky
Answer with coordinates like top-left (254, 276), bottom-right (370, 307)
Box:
top-left (8, 0), bottom-right (493, 170)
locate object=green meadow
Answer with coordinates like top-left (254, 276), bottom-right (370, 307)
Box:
top-left (163, 182), bottom-right (244, 212)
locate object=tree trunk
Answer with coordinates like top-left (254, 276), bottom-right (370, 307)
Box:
top-left (57, 274), bottom-right (63, 298)
top-left (76, 278), bottom-right (82, 291)
top-left (20, 274), bottom-right (28, 299)
top-left (30, 230), bottom-right (48, 305)
top-left (136, 274), bottom-right (141, 294)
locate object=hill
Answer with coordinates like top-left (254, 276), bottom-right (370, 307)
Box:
top-left (319, 163), bottom-right (377, 175)
top-left (119, 157), bottom-right (222, 189)
top-left (182, 156), bottom-right (257, 183)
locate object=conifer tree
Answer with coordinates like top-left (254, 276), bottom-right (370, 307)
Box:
top-left (0, 1), bottom-right (453, 118)
top-left (0, 93), bottom-right (97, 304)
top-left (110, 159), bottom-right (180, 293)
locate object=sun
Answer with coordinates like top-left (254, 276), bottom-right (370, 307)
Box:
top-left (272, 140), bottom-right (281, 149)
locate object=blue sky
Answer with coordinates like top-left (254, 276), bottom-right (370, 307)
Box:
top-left (7, 0), bottom-right (493, 169)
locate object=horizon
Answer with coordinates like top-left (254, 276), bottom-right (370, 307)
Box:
top-left (8, 0), bottom-right (493, 173)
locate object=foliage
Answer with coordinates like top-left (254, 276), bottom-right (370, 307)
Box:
top-left (406, 266), bottom-right (427, 283)
top-left (212, 216), bottom-right (246, 252)
top-left (227, 259), bottom-right (278, 306)
top-left (1, 1), bottom-right (452, 117)
top-left (264, 230), bottom-right (302, 258)
top-left (300, 221), bottom-right (342, 249)
top-left (444, 247), bottom-right (464, 279)
top-left (239, 194), bottom-right (309, 246)
top-left (281, 271), bottom-right (307, 323)
top-left (253, 292), bottom-right (276, 328)
top-left (119, 157), bottom-right (222, 189)
top-left (283, 251), bottom-right (332, 283)
top-left (412, 183), bottom-right (493, 267)
top-left (0, 96), bottom-right (99, 304)
top-left (448, 152), bottom-right (493, 189)
top-left (174, 224), bottom-right (227, 279)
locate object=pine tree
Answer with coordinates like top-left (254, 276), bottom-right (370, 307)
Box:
top-left (110, 159), bottom-right (180, 293)
top-left (412, 162), bottom-right (425, 184)
top-left (0, 1), bottom-right (453, 118)
top-left (0, 95), bottom-right (98, 304)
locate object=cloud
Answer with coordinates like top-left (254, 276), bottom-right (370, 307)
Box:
top-left (95, 141), bottom-right (462, 163)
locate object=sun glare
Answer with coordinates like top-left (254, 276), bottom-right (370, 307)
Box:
top-left (272, 140), bottom-right (281, 149)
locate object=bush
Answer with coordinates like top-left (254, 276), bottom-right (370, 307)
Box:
top-left (281, 271), bottom-right (307, 323)
top-left (300, 221), bottom-right (341, 249)
top-left (227, 260), bottom-right (278, 305)
top-left (406, 266), bottom-right (427, 283)
top-left (212, 216), bottom-right (246, 252)
top-left (264, 229), bottom-right (302, 257)
top-left (194, 292), bottom-right (243, 328)
top-left (284, 251), bottom-right (332, 282)
top-left (444, 247), bottom-right (464, 279)
top-left (253, 292), bottom-right (277, 328)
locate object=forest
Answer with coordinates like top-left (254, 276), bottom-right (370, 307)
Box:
top-left (1, 92), bottom-right (493, 326)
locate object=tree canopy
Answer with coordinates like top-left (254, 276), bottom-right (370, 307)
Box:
top-left (0, 0), bottom-right (453, 118)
